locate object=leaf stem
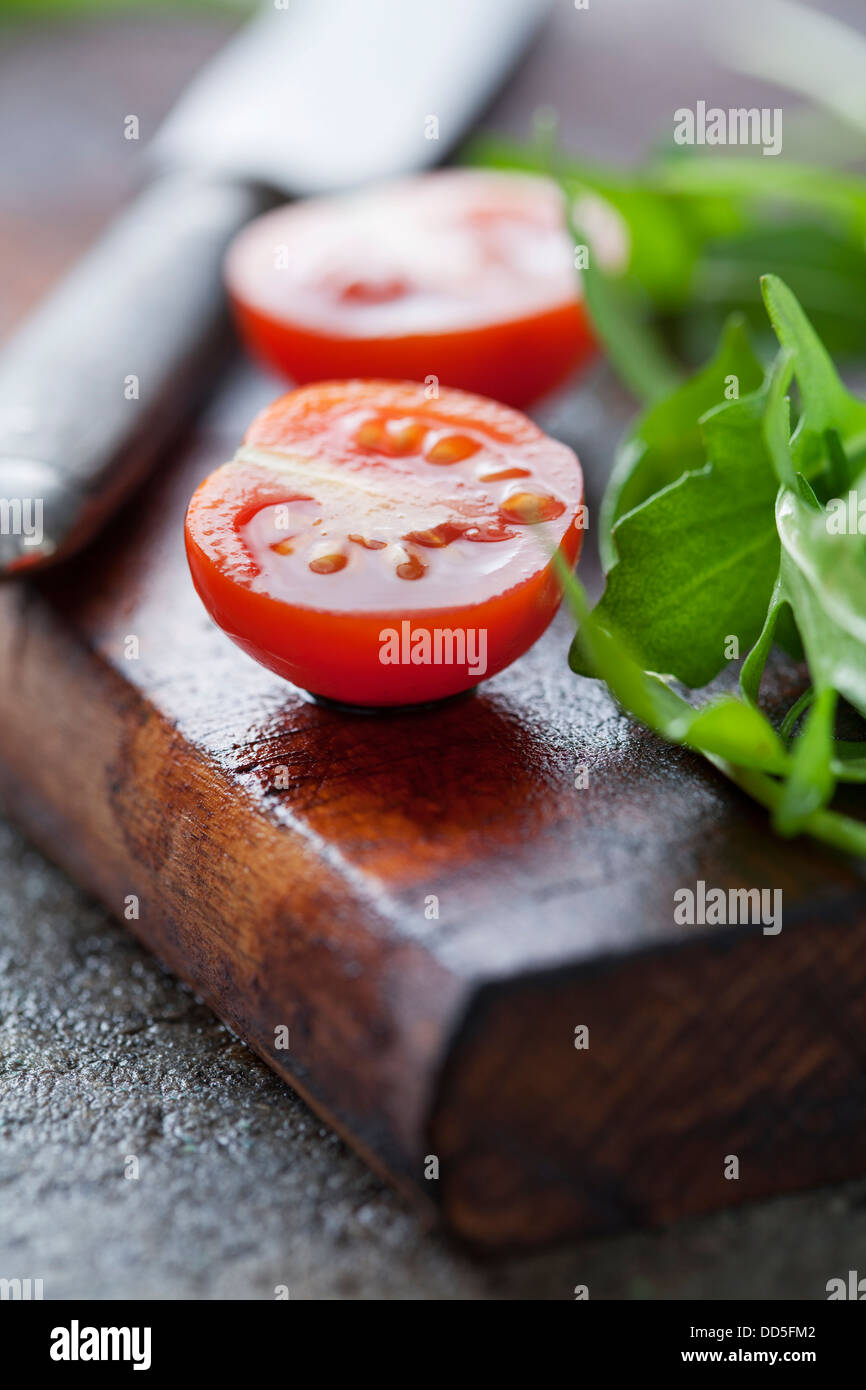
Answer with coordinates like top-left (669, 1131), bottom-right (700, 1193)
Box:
top-left (779, 686), bottom-right (815, 742)
top-left (707, 754), bottom-right (866, 857)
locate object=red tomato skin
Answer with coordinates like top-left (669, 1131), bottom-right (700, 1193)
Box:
top-left (186, 522), bottom-right (583, 706)
top-left (224, 170), bottom-right (599, 409)
top-left (228, 292), bottom-right (597, 411)
top-left (184, 381), bottom-right (584, 707)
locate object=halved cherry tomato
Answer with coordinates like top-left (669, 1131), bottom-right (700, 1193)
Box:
top-left (185, 381), bottom-right (584, 707)
top-left (224, 170), bottom-right (596, 409)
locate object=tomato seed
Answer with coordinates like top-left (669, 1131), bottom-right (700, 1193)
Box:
top-left (348, 533), bottom-right (387, 550)
top-left (426, 434), bottom-right (480, 464)
top-left (404, 522), bottom-right (464, 548)
top-left (396, 553), bottom-right (427, 580)
top-left (339, 276), bottom-right (409, 304)
top-left (499, 491), bottom-right (565, 524)
top-left (479, 466), bottom-right (531, 482)
top-left (356, 417), bottom-right (426, 455)
top-left (308, 553), bottom-right (348, 574)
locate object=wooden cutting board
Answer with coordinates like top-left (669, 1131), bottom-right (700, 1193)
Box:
top-left (2, 3), bottom-right (866, 1250)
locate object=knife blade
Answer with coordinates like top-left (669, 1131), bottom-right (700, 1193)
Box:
top-left (0, 0), bottom-right (550, 576)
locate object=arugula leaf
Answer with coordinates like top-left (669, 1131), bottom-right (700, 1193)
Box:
top-left (831, 742), bottom-right (866, 782)
top-left (779, 687), bottom-right (815, 743)
top-left (742, 301), bottom-right (866, 721)
top-left (693, 225), bottom-right (866, 357)
top-left (775, 476), bottom-right (866, 719)
top-left (563, 565), bottom-right (690, 732)
top-left (762, 274), bottom-right (866, 445)
top-left (560, 559), bottom-right (786, 769)
top-left (740, 583), bottom-right (788, 706)
top-left (560, 561), bottom-right (866, 857)
top-left (774, 687), bottom-right (838, 835)
top-left (681, 699), bottom-right (789, 776)
top-left (761, 349), bottom-right (796, 487)
top-left (564, 273), bottom-right (866, 860)
top-left (649, 155), bottom-right (866, 238)
top-left (576, 379), bottom-right (781, 687)
top-left (470, 136), bottom-right (866, 367)
top-left (822, 428), bottom-right (855, 496)
top-left (599, 315), bottom-right (764, 567)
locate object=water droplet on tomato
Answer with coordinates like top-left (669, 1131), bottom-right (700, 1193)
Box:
top-left (499, 491), bottom-right (565, 524)
top-left (463, 518), bottom-right (516, 542)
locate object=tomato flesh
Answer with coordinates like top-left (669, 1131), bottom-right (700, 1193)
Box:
top-left (185, 381), bottom-right (584, 706)
top-left (224, 170), bottom-right (597, 409)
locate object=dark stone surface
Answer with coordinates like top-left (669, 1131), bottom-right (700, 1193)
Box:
top-left (2, 813), bottom-right (866, 1300)
top-left (3, 2), bottom-right (866, 1300)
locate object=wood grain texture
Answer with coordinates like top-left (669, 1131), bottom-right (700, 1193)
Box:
top-left (2, 4), bottom-right (866, 1248)
top-left (2, 384), bottom-right (865, 1245)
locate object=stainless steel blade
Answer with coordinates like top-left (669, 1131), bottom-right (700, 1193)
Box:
top-left (152, 0), bottom-right (551, 195)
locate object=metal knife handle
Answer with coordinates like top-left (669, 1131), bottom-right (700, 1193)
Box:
top-left (0, 173), bottom-right (265, 575)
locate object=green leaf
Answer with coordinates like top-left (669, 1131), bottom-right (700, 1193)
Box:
top-left (740, 583), bottom-right (788, 706)
top-left (580, 381), bottom-right (781, 687)
top-left (650, 155), bottom-right (866, 238)
top-left (562, 563), bottom-right (690, 732)
top-left (761, 349), bottom-right (796, 487)
top-left (823, 428), bottom-right (856, 496)
top-left (563, 172), bottom-right (698, 305)
top-left (561, 561), bottom-right (866, 858)
top-left (779, 687), bottom-right (815, 743)
top-left (774, 688), bottom-right (838, 835)
top-left (762, 274), bottom-right (866, 447)
top-left (556, 266), bottom-right (866, 862)
top-left (599, 315), bottom-right (764, 568)
top-left (688, 224), bottom-right (866, 358)
top-left (561, 561), bottom-right (785, 776)
top-left (831, 742), bottom-right (866, 782)
top-left (776, 474), bottom-right (866, 718)
top-left (681, 698), bottom-right (789, 775)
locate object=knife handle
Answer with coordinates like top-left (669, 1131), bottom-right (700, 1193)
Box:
top-left (0, 173), bottom-right (266, 575)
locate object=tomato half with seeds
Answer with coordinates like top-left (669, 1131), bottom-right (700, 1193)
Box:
top-left (185, 381), bottom-right (584, 707)
top-left (224, 170), bottom-right (596, 409)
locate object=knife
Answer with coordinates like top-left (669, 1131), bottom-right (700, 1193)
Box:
top-left (0, 0), bottom-right (550, 576)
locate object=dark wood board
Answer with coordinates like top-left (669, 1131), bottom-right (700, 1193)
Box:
top-left (2, 3), bottom-right (866, 1249)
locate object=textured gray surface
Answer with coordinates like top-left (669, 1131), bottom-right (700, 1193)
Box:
top-left (2, 813), bottom-right (865, 1301)
top-left (3, 4), bottom-right (866, 1302)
